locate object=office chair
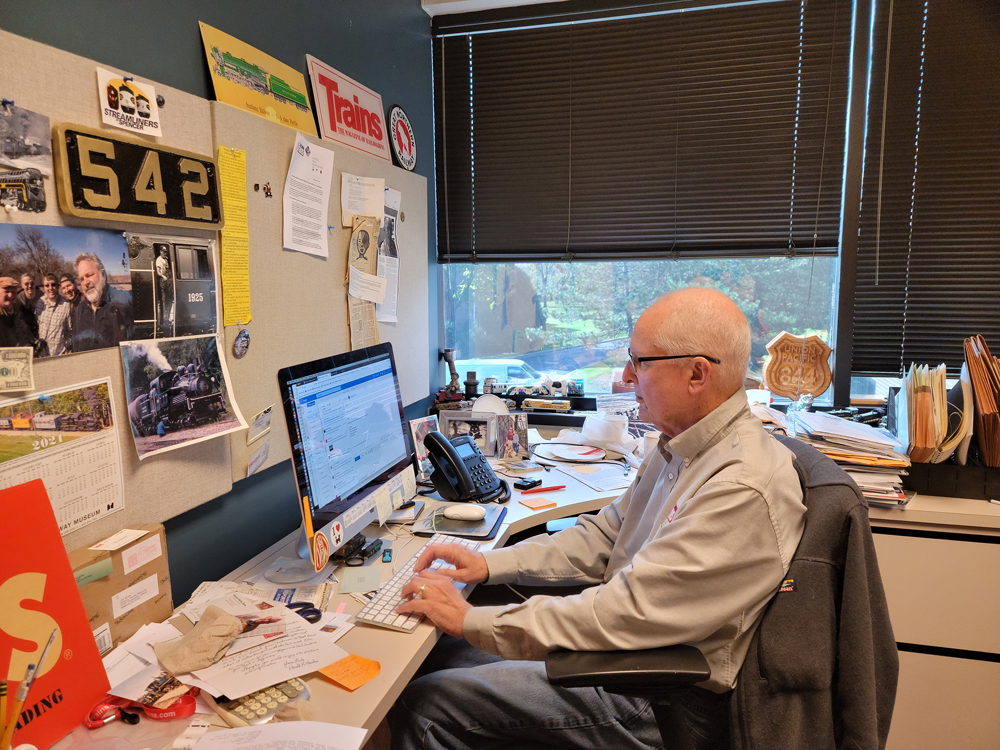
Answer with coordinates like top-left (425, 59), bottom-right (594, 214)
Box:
top-left (545, 435), bottom-right (899, 750)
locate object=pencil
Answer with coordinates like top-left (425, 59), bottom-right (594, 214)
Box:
top-left (0, 664), bottom-right (34, 750)
top-left (520, 485), bottom-right (565, 494)
top-left (0, 681), bottom-right (6, 742)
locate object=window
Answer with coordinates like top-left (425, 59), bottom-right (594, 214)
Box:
top-left (175, 245), bottom-right (212, 280)
top-left (435, 0), bottom-right (853, 398)
top-left (444, 257), bottom-right (837, 394)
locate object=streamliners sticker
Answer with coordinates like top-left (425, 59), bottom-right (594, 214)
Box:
top-left (97, 67), bottom-right (163, 136)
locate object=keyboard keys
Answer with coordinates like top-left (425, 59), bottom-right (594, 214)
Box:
top-left (354, 533), bottom-right (480, 633)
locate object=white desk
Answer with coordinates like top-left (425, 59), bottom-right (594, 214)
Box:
top-left (218, 466), bottom-right (626, 742)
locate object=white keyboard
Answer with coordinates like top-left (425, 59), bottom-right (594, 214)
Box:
top-left (354, 533), bottom-right (480, 632)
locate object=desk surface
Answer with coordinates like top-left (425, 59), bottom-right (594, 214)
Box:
top-left (224, 465), bottom-right (627, 741)
top-left (869, 493), bottom-right (1000, 536)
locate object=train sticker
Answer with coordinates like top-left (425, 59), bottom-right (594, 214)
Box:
top-left (97, 67), bottom-right (163, 136)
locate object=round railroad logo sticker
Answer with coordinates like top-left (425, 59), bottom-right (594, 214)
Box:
top-left (388, 105), bottom-right (416, 171)
top-left (313, 531), bottom-right (330, 572)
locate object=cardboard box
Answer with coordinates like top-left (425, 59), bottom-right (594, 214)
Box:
top-left (68, 523), bottom-right (173, 655)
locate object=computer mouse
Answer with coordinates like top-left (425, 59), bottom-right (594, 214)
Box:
top-left (443, 505), bottom-right (488, 521)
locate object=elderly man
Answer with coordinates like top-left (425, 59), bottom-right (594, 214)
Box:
top-left (388, 288), bottom-right (807, 750)
top-left (35, 273), bottom-right (71, 357)
top-left (0, 276), bottom-right (35, 348)
top-left (70, 253), bottom-right (133, 352)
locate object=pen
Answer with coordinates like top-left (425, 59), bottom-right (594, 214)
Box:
top-left (520, 485), bottom-right (565, 494)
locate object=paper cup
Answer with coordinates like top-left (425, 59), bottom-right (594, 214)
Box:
top-left (643, 430), bottom-right (661, 457)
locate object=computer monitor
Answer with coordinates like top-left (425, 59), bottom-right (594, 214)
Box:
top-left (276, 343), bottom-right (413, 579)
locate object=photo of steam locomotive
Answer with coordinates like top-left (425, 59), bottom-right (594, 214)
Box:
top-left (127, 358), bottom-right (227, 437)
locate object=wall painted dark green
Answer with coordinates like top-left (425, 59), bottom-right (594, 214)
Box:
top-left (0, 1), bottom-right (439, 601)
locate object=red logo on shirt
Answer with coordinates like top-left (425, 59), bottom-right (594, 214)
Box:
top-left (667, 504), bottom-right (679, 523)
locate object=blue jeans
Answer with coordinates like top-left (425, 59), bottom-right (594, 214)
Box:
top-left (388, 636), bottom-right (729, 750)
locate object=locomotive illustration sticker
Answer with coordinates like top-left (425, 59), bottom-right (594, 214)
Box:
top-left (0, 378), bottom-right (125, 536)
top-left (120, 334), bottom-right (247, 460)
top-left (97, 67), bottom-right (163, 136)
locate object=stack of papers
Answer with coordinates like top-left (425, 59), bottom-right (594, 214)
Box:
top-left (102, 589), bottom-right (353, 712)
top-left (965, 335), bottom-right (1000, 467)
top-left (790, 411), bottom-right (911, 508)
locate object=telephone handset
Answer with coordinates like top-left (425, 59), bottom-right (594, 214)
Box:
top-left (424, 430), bottom-right (510, 504)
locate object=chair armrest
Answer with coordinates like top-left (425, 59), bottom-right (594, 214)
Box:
top-left (545, 646), bottom-right (710, 695)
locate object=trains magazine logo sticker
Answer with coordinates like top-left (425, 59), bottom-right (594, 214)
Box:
top-left (97, 67), bottom-right (163, 136)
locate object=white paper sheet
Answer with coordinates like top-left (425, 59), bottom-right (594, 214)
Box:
top-left (191, 721), bottom-right (366, 750)
top-left (348, 266), bottom-right (387, 304)
top-left (283, 133), bottom-right (335, 258)
top-left (193, 614), bottom-right (347, 699)
top-left (341, 173), bottom-right (384, 226)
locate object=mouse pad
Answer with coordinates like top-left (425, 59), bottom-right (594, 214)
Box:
top-left (413, 504), bottom-right (507, 539)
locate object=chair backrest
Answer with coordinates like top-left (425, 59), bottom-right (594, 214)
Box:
top-left (730, 435), bottom-right (898, 750)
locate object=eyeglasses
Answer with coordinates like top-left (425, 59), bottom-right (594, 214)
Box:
top-left (628, 348), bottom-right (720, 371)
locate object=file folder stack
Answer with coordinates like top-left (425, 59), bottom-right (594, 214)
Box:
top-left (964, 334), bottom-right (1000, 468)
top-left (790, 410), bottom-right (910, 507)
top-left (896, 363), bottom-right (974, 465)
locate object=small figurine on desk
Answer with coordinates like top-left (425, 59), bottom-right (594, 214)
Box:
top-left (433, 349), bottom-right (467, 411)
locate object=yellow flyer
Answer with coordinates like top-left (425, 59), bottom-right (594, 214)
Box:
top-left (199, 22), bottom-right (317, 135)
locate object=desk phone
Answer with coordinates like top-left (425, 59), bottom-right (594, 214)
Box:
top-left (425, 431), bottom-right (509, 504)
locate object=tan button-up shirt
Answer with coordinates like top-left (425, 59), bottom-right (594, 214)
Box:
top-left (464, 390), bottom-right (806, 692)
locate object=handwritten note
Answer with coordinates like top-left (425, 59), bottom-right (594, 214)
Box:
top-left (218, 146), bottom-right (252, 326)
top-left (194, 614), bottom-right (346, 698)
top-left (319, 654), bottom-right (381, 691)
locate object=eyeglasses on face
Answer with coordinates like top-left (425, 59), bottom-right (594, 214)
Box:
top-left (627, 348), bottom-right (721, 371)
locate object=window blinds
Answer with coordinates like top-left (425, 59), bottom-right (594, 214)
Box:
top-left (852, 0), bottom-right (1000, 376)
top-left (433, 0), bottom-right (852, 263)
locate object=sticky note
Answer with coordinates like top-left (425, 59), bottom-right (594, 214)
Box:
top-left (569, 465), bottom-right (601, 474)
top-left (519, 496), bottom-right (556, 511)
top-left (319, 653), bottom-right (381, 691)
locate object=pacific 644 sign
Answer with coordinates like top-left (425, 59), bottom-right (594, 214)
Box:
top-left (53, 125), bottom-right (223, 229)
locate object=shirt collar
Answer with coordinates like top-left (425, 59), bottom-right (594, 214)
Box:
top-left (663, 389), bottom-right (750, 466)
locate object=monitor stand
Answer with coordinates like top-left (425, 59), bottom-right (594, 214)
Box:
top-left (262, 524), bottom-right (328, 584)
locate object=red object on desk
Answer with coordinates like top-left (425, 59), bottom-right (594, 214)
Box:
top-left (520, 485), bottom-right (566, 494)
top-left (0, 479), bottom-right (110, 747)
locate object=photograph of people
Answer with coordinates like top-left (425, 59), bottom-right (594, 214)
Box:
top-left (70, 252), bottom-right (134, 352)
top-left (0, 225), bottom-right (131, 357)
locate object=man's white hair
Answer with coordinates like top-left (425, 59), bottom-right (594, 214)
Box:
top-left (649, 291), bottom-right (751, 393)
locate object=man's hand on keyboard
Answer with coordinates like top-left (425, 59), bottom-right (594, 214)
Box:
top-left (413, 543), bottom-right (489, 584)
top-left (395, 569), bottom-right (472, 637)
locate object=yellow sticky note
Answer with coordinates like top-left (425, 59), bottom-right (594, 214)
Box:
top-left (319, 654), bottom-right (381, 692)
top-left (218, 146), bottom-right (252, 326)
top-left (519, 496), bottom-right (556, 511)
top-left (569, 465), bottom-right (601, 474)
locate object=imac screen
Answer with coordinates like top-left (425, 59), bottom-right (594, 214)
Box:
top-left (278, 343), bottom-right (412, 551)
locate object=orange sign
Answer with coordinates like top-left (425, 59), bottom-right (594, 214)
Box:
top-left (0, 480), bottom-right (110, 747)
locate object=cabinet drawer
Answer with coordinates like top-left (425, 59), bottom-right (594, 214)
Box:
top-left (888, 650), bottom-right (1000, 750)
top-left (873, 532), bottom-right (1000, 653)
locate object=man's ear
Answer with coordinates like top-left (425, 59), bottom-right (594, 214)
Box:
top-left (687, 358), bottom-right (712, 393)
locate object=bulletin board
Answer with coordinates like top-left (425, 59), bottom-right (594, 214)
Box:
top-left (0, 29), bottom-right (430, 549)
top-left (210, 103), bottom-right (429, 481)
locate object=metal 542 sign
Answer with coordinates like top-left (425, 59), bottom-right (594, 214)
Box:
top-left (53, 125), bottom-right (223, 229)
